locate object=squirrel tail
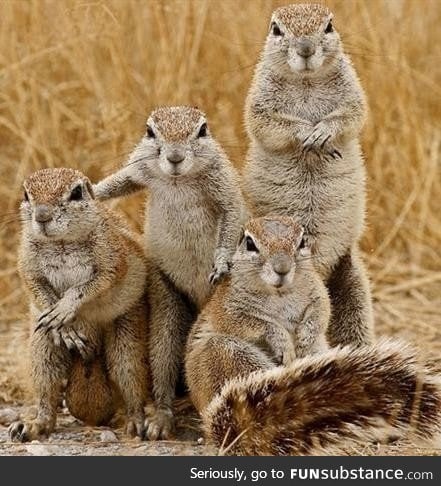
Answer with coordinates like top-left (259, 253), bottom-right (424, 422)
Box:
top-left (203, 340), bottom-right (441, 455)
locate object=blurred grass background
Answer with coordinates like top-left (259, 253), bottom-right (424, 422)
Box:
top-left (0, 0), bottom-right (440, 403)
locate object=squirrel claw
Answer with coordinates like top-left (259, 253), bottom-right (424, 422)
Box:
top-left (126, 417), bottom-right (145, 439)
top-left (209, 261), bottom-right (230, 285)
top-left (37, 301), bottom-right (76, 332)
top-left (144, 410), bottom-right (174, 441)
top-left (9, 419), bottom-right (52, 443)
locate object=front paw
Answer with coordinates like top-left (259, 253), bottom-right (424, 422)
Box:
top-left (144, 409), bottom-right (174, 441)
top-left (36, 299), bottom-right (76, 332)
top-left (271, 343), bottom-right (296, 366)
top-left (302, 123), bottom-right (342, 159)
top-left (51, 326), bottom-right (93, 359)
top-left (9, 419), bottom-right (53, 442)
top-left (208, 260), bottom-right (230, 285)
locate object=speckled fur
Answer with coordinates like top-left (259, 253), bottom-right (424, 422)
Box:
top-left (243, 3), bottom-right (373, 347)
top-left (9, 168), bottom-right (149, 442)
top-left (275, 4), bottom-right (331, 36)
top-left (203, 340), bottom-right (441, 455)
top-left (94, 106), bottom-right (246, 439)
top-left (151, 106), bottom-right (202, 142)
top-left (186, 216), bottom-right (330, 412)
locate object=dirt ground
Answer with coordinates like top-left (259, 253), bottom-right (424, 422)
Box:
top-left (1, 285), bottom-right (440, 456)
top-left (0, 404), bottom-right (439, 457)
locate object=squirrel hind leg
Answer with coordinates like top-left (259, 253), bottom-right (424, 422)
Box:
top-left (327, 248), bottom-right (374, 348)
top-left (187, 333), bottom-right (273, 414)
top-left (105, 306), bottom-right (149, 438)
top-left (10, 329), bottom-right (72, 442)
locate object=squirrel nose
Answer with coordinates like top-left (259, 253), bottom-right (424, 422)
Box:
top-left (34, 204), bottom-right (54, 223)
top-left (271, 254), bottom-right (292, 276)
top-left (296, 38), bottom-right (316, 58)
top-left (166, 150), bottom-right (185, 165)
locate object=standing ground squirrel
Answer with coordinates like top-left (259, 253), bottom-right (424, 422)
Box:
top-left (94, 106), bottom-right (245, 439)
top-left (243, 3), bottom-right (373, 347)
top-left (186, 217), bottom-right (441, 455)
top-left (9, 168), bottom-right (149, 442)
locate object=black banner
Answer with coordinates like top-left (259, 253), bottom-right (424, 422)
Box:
top-left (0, 456), bottom-right (439, 485)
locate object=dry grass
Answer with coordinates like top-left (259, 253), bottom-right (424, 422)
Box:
top-left (0, 0), bottom-right (440, 453)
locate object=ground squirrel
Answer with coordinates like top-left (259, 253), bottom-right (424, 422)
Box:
top-left (243, 3), bottom-right (373, 347)
top-left (186, 215), bottom-right (329, 410)
top-left (9, 168), bottom-right (149, 442)
top-left (186, 217), bottom-right (441, 455)
top-left (94, 106), bottom-right (245, 439)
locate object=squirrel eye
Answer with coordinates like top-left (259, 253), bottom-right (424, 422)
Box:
top-left (69, 185), bottom-right (83, 201)
top-left (325, 20), bottom-right (333, 33)
top-left (146, 126), bottom-right (156, 139)
top-left (271, 22), bottom-right (282, 36)
top-left (245, 236), bottom-right (259, 253)
top-left (298, 237), bottom-right (306, 250)
top-left (197, 123), bottom-right (207, 138)
top-left (24, 190), bottom-right (29, 202)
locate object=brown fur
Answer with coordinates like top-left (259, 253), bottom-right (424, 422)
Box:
top-left (66, 358), bottom-right (119, 426)
top-left (204, 341), bottom-right (441, 455)
top-left (186, 215), bottom-right (330, 414)
top-left (275, 4), bottom-right (331, 36)
top-left (243, 3), bottom-right (373, 348)
top-left (9, 168), bottom-right (149, 442)
top-left (186, 216), bottom-right (441, 455)
top-left (94, 106), bottom-right (246, 440)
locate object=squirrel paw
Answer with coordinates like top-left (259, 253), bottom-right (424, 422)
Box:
top-left (36, 300), bottom-right (76, 332)
top-left (51, 327), bottom-right (93, 360)
top-left (281, 346), bottom-right (297, 366)
top-left (126, 416), bottom-right (145, 439)
top-left (9, 419), bottom-right (52, 442)
top-left (209, 261), bottom-right (230, 285)
top-left (302, 123), bottom-right (342, 159)
top-left (144, 409), bottom-right (174, 441)
top-left (272, 344), bottom-right (297, 367)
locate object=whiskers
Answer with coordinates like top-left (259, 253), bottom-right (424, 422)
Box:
top-left (0, 211), bottom-right (26, 231)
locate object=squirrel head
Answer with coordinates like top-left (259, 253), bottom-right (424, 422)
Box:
top-left (232, 215), bottom-right (311, 293)
top-left (264, 3), bottom-right (342, 76)
top-left (134, 106), bottom-right (222, 179)
top-left (21, 168), bottom-right (99, 242)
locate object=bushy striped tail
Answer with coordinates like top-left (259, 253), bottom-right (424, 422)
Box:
top-left (203, 340), bottom-right (441, 455)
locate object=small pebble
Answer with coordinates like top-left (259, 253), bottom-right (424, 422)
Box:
top-left (0, 408), bottom-right (19, 425)
top-left (100, 430), bottom-right (118, 443)
top-left (197, 437), bottom-right (204, 445)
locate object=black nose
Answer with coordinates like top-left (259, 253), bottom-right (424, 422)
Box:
top-left (274, 267), bottom-right (290, 277)
top-left (296, 38), bottom-right (316, 58)
top-left (34, 204), bottom-right (53, 223)
top-left (271, 255), bottom-right (291, 276)
top-left (166, 151), bottom-right (185, 164)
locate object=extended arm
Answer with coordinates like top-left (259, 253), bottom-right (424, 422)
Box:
top-left (93, 142), bottom-right (152, 200)
top-left (209, 164), bottom-right (246, 284)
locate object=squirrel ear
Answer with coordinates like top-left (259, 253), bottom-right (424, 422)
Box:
top-left (85, 180), bottom-right (95, 199)
top-left (295, 227), bottom-right (305, 249)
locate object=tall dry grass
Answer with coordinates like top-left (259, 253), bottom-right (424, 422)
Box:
top-left (0, 0), bottom-right (440, 397)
